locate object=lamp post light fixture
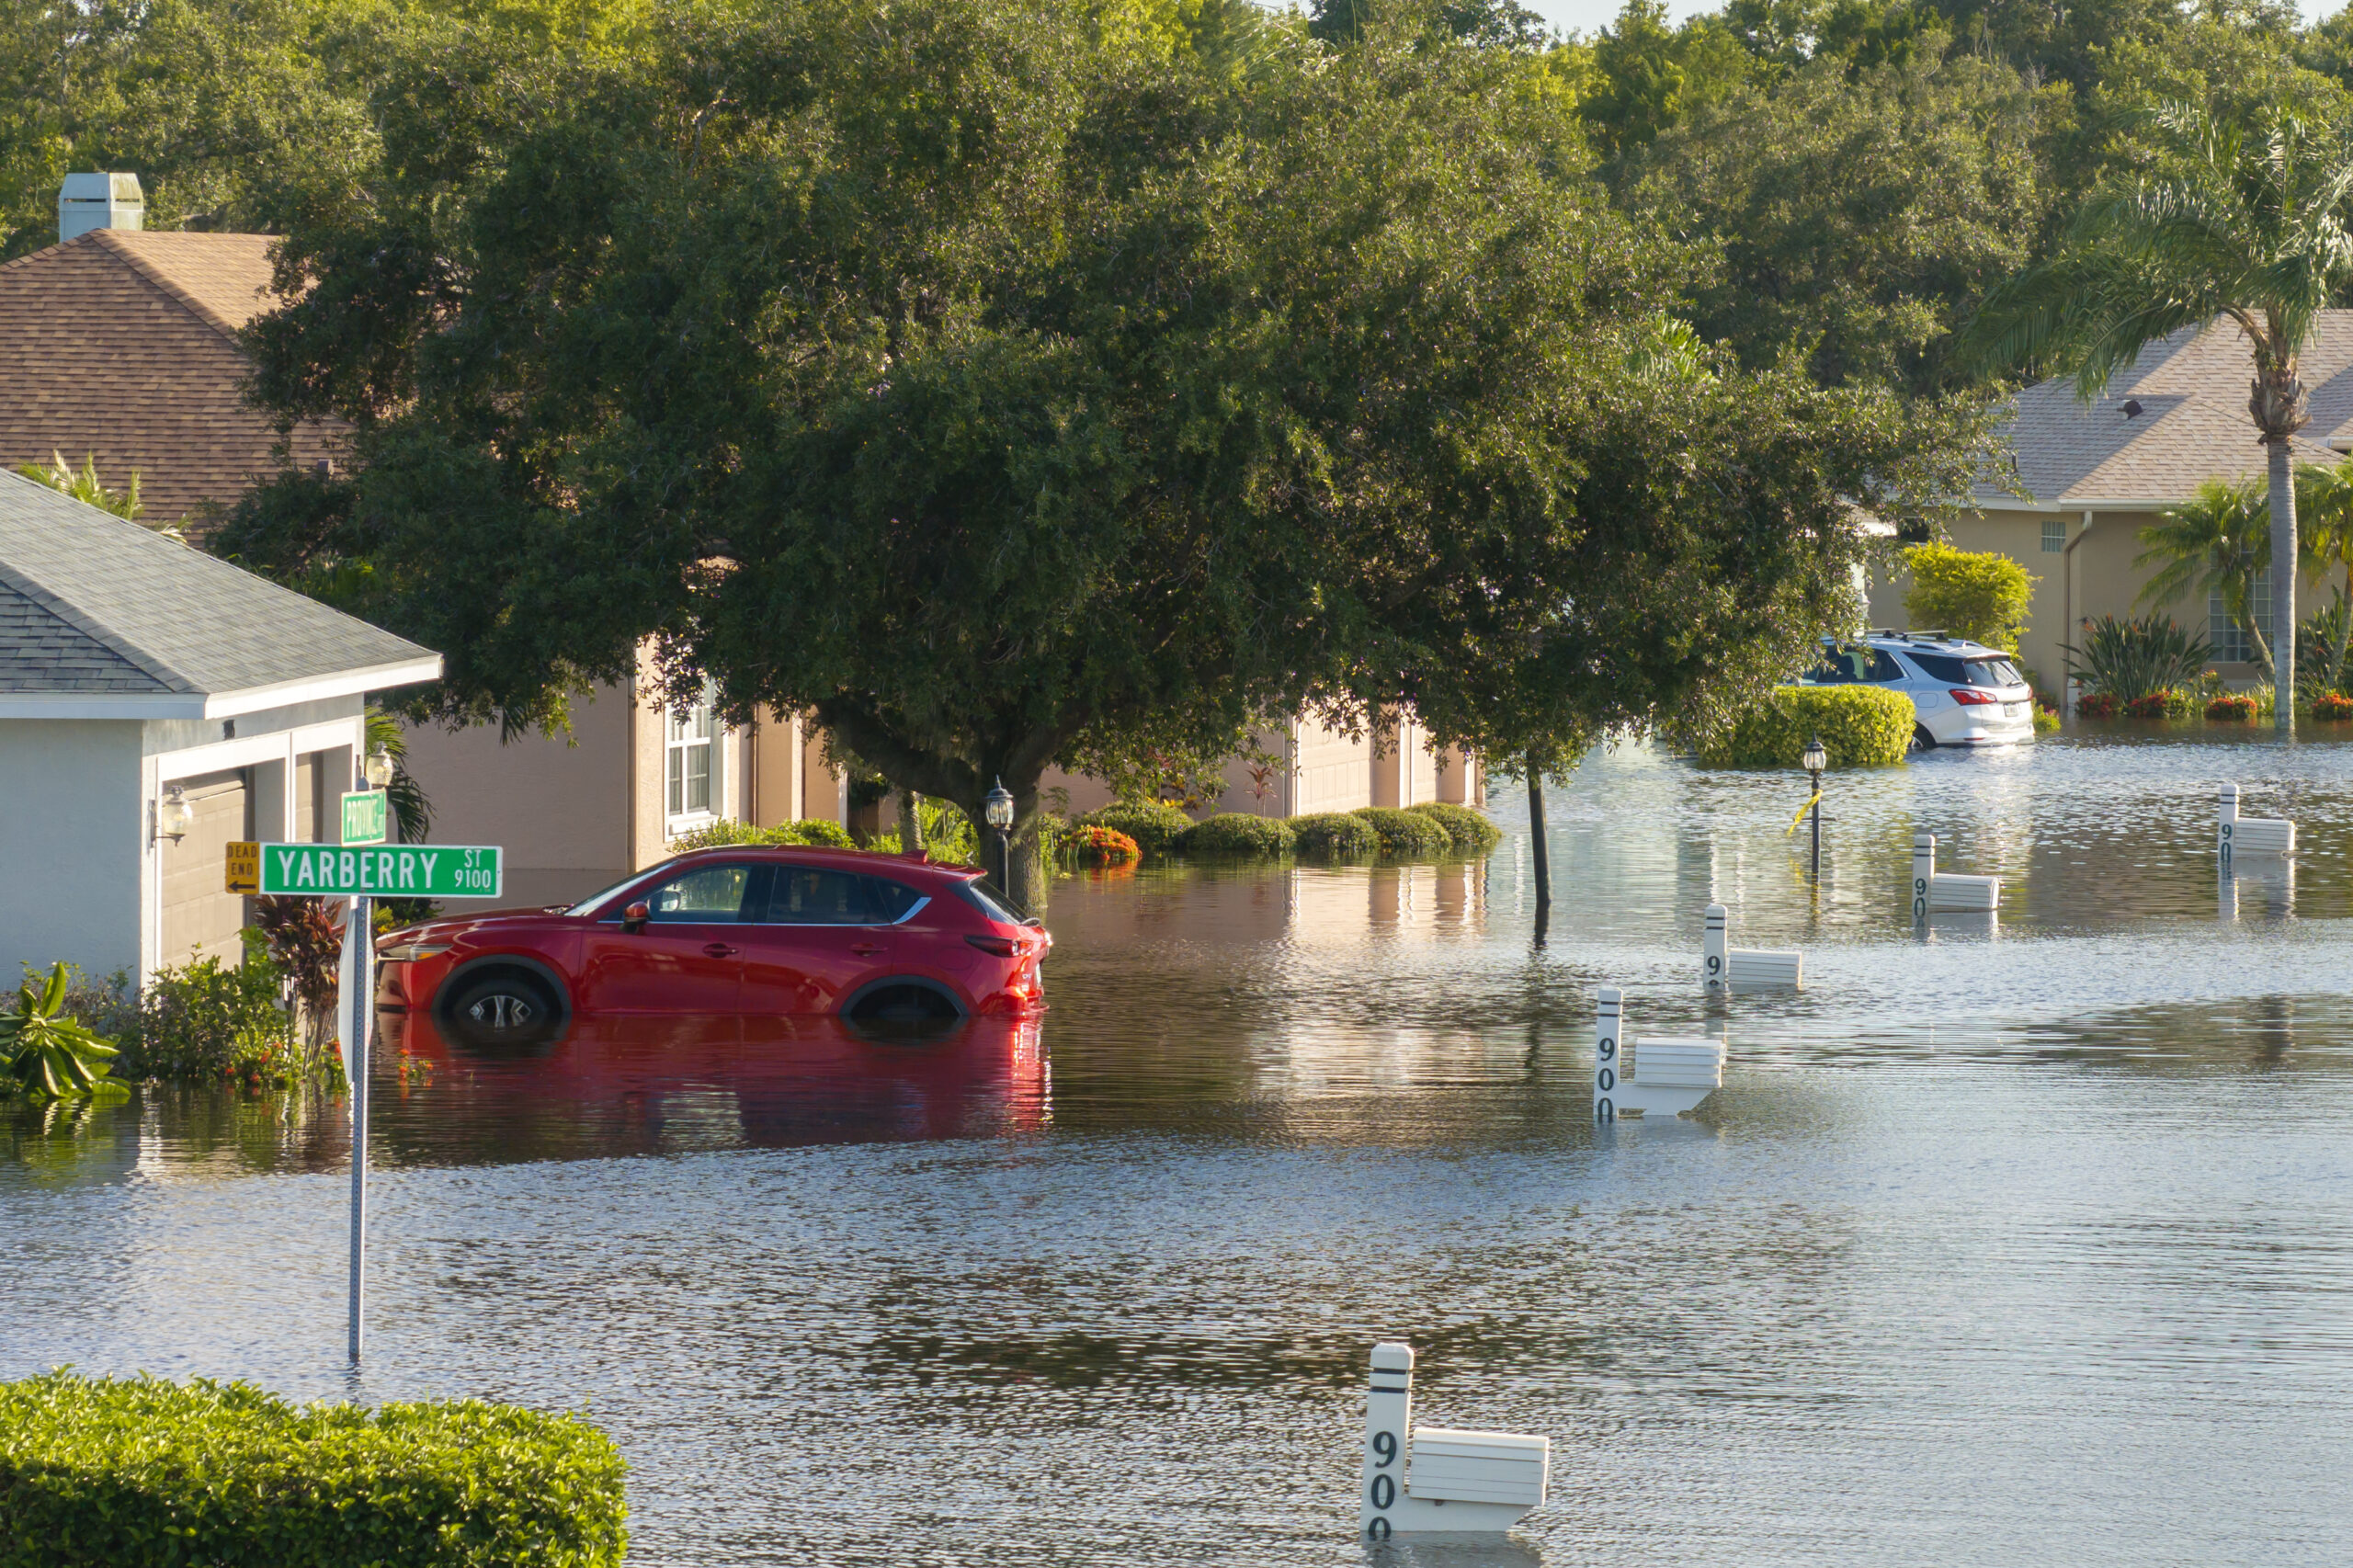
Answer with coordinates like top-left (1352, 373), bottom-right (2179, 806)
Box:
top-left (362, 745), bottom-right (395, 790)
top-left (1801, 733), bottom-right (1827, 881)
top-left (156, 782), bottom-right (193, 845)
top-left (983, 778), bottom-right (1016, 901)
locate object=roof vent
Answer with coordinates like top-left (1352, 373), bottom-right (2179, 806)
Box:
top-left (2120, 398), bottom-right (2143, 419)
top-left (59, 173), bottom-right (142, 244)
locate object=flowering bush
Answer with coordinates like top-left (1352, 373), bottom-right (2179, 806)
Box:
top-left (2123, 691), bottom-right (2177, 719)
top-left (1068, 826), bottom-right (1141, 865)
top-left (2207, 693), bottom-right (2257, 722)
top-left (2313, 693), bottom-right (2353, 721)
top-left (2075, 692), bottom-right (2120, 719)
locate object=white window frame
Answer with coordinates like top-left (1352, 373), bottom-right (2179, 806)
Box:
top-left (2041, 518), bottom-right (2065, 554)
top-left (664, 679), bottom-right (725, 834)
top-left (2210, 581), bottom-right (2271, 665)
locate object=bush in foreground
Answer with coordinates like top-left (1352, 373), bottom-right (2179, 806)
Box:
top-left (2314, 692), bottom-right (2353, 721)
top-left (1072, 801), bottom-right (1194, 857)
top-left (1407, 801), bottom-right (1500, 852)
top-left (1352, 807), bottom-right (1451, 857)
top-left (1290, 812), bottom-right (1381, 858)
top-left (2207, 693), bottom-right (2257, 721)
top-left (1177, 812), bottom-right (1295, 856)
top-left (0, 1372), bottom-right (627, 1567)
top-left (1698, 686), bottom-right (1913, 767)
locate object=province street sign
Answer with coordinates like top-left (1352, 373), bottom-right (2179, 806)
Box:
top-left (341, 789), bottom-right (390, 846)
top-left (246, 842), bottom-right (504, 900)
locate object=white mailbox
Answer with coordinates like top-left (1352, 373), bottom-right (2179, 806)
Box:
top-left (2219, 783), bottom-right (2293, 858)
top-left (1912, 833), bottom-right (2000, 915)
top-left (1702, 903), bottom-right (1802, 989)
top-left (1357, 1343), bottom-right (1548, 1539)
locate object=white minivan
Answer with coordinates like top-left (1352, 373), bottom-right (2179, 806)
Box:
top-left (1802, 631), bottom-right (2036, 750)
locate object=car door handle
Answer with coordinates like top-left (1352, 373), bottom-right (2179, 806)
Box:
top-left (702, 942), bottom-right (739, 959)
top-left (849, 943), bottom-right (885, 956)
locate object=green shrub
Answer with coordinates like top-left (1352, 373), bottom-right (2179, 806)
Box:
top-left (1177, 812), bottom-right (1296, 856)
top-left (668, 818), bottom-right (856, 852)
top-left (2061, 613), bottom-right (2212, 700)
top-left (0, 1371), bottom-right (626, 1566)
top-left (1290, 812), bottom-right (1381, 858)
top-left (123, 957), bottom-right (296, 1085)
top-left (1072, 800), bottom-right (1194, 856)
top-left (1699, 686), bottom-right (1914, 767)
top-left (1352, 806), bottom-right (1451, 857)
top-left (1407, 801), bottom-right (1501, 853)
top-left (1903, 541), bottom-right (2036, 654)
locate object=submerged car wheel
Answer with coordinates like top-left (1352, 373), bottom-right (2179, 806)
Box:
top-left (842, 981), bottom-right (966, 1044)
top-left (1909, 723), bottom-right (1937, 753)
top-left (443, 971), bottom-right (562, 1051)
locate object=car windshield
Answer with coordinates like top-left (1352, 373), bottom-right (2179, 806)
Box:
top-left (563, 871), bottom-right (654, 918)
top-left (1907, 652), bottom-right (2023, 687)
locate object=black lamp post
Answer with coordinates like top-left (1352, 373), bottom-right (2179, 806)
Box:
top-left (1801, 733), bottom-right (1827, 881)
top-left (984, 778), bottom-right (1015, 902)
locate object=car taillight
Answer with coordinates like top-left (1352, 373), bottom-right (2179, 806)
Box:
top-left (1949, 687), bottom-right (2000, 706)
top-left (965, 934), bottom-right (1019, 957)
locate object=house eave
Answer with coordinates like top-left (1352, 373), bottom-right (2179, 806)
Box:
top-left (0, 653), bottom-right (442, 722)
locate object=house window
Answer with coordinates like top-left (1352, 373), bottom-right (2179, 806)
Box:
top-left (665, 682), bottom-right (722, 825)
top-left (2041, 519), bottom-right (2065, 553)
top-left (2210, 579), bottom-right (2271, 665)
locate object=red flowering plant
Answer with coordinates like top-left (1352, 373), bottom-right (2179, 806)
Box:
top-left (2313, 692), bottom-right (2353, 721)
top-left (2206, 693), bottom-right (2257, 722)
top-left (2075, 692), bottom-right (2120, 719)
top-left (1068, 826), bottom-right (1141, 866)
top-left (2123, 691), bottom-right (2176, 719)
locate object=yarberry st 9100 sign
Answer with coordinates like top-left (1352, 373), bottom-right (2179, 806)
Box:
top-left (247, 843), bottom-right (503, 900)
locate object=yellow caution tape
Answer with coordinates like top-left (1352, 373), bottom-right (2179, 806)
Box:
top-left (1785, 791), bottom-right (1821, 835)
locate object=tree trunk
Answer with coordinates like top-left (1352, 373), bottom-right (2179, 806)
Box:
top-left (1526, 758), bottom-right (1551, 912)
top-left (896, 790), bottom-right (925, 856)
top-left (2270, 434), bottom-right (2298, 733)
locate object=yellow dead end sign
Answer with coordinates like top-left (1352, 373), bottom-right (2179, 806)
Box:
top-left (225, 840), bottom-right (261, 895)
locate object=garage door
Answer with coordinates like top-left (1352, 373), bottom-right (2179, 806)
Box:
top-left (160, 769), bottom-right (249, 970)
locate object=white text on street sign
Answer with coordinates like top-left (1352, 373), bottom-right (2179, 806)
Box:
top-left (253, 843), bottom-right (503, 899)
top-left (341, 790), bottom-right (389, 846)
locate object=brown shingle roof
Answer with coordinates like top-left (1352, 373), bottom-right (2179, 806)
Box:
top-left (0, 229), bottom-right (345, 527)
top-left (1982, 313), bottom-right (2353, 511)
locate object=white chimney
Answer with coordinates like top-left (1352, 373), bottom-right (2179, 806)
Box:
top-left (59, 173), bottom-right (143, 244)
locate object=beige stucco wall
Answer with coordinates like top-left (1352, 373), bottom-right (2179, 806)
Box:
top-left (1867, 508), bottom-right (2347, 697)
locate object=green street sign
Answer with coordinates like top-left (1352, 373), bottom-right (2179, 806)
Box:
top-left (256, 843), bottom-right (503, 899)
top-left (341, 790), bottom-right (389, 846)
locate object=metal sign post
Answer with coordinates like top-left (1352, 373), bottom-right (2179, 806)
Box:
top-left (346, 892), bottom-right (371, 1362)
top-left (232, 822), bottom-right (502, 1366)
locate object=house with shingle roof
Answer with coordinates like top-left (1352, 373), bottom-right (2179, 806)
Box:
top-left (0, 223), bottom-right (345, 528)
top-left (1868, 316), bottom-right (2353, 696)
top-left (0, 469), bottom-right (438, 983)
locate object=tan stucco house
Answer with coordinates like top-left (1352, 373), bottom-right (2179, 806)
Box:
top-left (1867, 315), bottom-right (2353, 698)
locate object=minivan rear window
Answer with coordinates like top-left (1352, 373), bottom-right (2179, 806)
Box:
top-left (1907, 652), bottom-right (2022, 687)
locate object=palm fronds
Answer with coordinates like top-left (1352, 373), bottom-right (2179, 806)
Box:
top-left (2134, 479), bottom-right (2270, 670)
top-left (2, 964), bottom-right (124, 1100)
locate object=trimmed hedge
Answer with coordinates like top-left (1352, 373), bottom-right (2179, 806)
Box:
top-left (1352, 807), bottom-right (1451, 856)
top-left (669, 817), bottom-right (855, 851)
top-left (1290, 812), bottom-right (1381, 858)
top-left (1698, 686), bottom-right (1913, 768)
top-left (1177, 812), bottom-right (1296, 856)
top-left (1072, 800), bottom-right (1195, 856)
top-left (1407, 801), bottom-right (1501, 853)
top-left (1068, 826), bottom-right (1142, 865)
top-left (0, 1372), bottom-right (626, 1566)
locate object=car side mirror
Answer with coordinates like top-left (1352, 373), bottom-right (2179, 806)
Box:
top-left (622, 902), bottom-right (650, 933)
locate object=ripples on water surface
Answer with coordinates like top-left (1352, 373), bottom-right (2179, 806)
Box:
top-left (7, 732), bottom-right (2353, 1566)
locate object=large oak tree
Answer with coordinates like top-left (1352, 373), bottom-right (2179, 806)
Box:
top-left (221, 0), bottom-right (1979, 903)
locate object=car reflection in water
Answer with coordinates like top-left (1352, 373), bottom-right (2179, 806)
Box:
top-left (375, 1003), bottom-right (1049, 1159)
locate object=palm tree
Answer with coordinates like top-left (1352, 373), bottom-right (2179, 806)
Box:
top-left (2296, 458), bottom-right (2353, 690)
top-left (1961, 99), bottom-right (2353, 733)
top-left (2136, 479), bottom-right (2273, 674)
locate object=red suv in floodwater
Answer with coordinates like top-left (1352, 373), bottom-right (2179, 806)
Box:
top-left (375, 846), bottom-right (1048, 1043)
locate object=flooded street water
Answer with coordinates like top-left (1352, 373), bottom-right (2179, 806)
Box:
top-left (7, 730), bottom-right (2353, 1566)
